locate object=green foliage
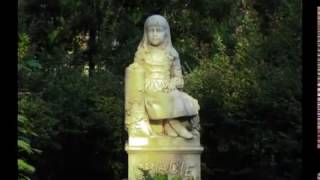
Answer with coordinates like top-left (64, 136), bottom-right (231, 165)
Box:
top-left (170, 176), bottom-right (182, 180)
top-left (18, 69), bottom-right (125, 179)
top-left (18, 113), bottom-right (41, 180)
top-left (153, 174), bottom-right (168, 180)
top-left (18, 33), bottom-right (30, 60)
top-left (138, 168), bottom-right (184, 180)
top-left (184, 2), bottom-right (301, 179)
top-left (18, 140), bottom-right (33, 154)
top-left (18, 159), bottom-right (35, 175)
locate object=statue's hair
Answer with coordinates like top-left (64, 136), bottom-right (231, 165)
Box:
top-left (137, 15), bottom-right (178, 59)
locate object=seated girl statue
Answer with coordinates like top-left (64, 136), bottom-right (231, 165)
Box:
top-left (125, 15), bottom-right (200, 139)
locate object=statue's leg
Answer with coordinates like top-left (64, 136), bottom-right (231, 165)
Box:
top-left (164, 120), bottom-right (178, 137)
top-left (190, 115), bottom-right (200, 137)
top-left (181, 119), bottom-right (192, 130)
top-left (150, 120), bottom-right (165, 136)
top-left (168, 119), bottom-right (193, 139)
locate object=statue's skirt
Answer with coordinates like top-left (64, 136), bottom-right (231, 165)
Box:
top-left (145, 89), bottom-right (199, 120)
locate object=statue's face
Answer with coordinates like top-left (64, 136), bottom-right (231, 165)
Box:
top-left (147, 25), bottom-right (166, 46)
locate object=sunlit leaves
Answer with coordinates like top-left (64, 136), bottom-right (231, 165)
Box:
top-left (18, 113), bottom-right (41, 180)
top-left (18, 33), bottom-right (30, 60)
top-left (18, 159), bottom-right (35, 174)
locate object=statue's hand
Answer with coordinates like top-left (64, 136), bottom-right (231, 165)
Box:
top-left (168, 80), bottom-right (177, 91)
top-left (169, 77), bottom-right (184, 90)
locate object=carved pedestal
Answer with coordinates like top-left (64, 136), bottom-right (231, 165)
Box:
top-left (125, 136), bottom-right (203, 180)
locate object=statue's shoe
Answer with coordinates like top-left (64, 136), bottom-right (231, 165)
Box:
top-left (169, 120), bottom-right (193, 139)
top-left (164, 121), bottom-right (178, 137)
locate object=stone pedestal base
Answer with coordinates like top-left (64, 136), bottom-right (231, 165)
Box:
top-left (125, 136), bottom-right (203, 180)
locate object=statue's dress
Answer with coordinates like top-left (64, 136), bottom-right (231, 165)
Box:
top-left (131, 48), bottom-right (200, 120)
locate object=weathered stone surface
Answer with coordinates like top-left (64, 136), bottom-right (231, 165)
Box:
top-left (126, 136), bottom-right (203, 180)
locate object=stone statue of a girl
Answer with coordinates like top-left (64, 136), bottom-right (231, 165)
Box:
top-left (125, 15), bottom-right (200, 139)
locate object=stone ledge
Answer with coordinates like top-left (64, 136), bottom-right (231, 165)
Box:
top-left (126, 136), bottom-right (203, 154)
top-left (126, 144), bottom-right (204, 153)
top-left (127, 136), bottom-right (201, 147)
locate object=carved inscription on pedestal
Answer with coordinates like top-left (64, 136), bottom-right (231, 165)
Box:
top-left (135, 160), bottom-right (196, 179)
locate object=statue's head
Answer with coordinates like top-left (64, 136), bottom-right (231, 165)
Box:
top-left (139, 15), bottom-right (173, 50)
